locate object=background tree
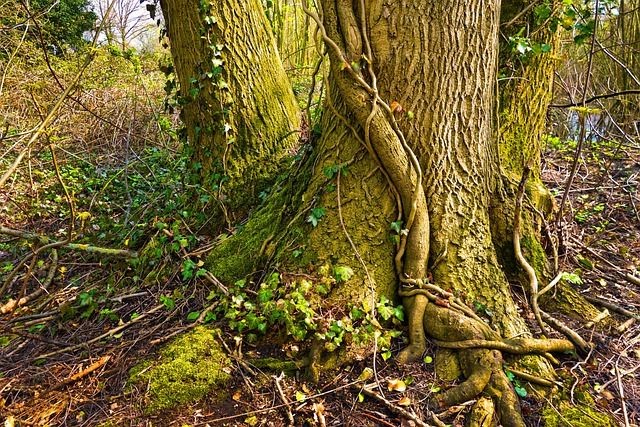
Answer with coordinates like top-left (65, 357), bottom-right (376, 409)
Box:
top-left (95, 0), bottom-right (154, 50)
top-left (159, 0), bottom-right (300, 222)
top-left (26, 0), bottom-right (96, 52)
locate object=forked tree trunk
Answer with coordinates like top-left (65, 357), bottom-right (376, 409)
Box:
top-left (160, 0), bottom-right (300, 217)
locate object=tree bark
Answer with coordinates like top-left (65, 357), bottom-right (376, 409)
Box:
top-left (160, 0), bottom-right (300, 216)
top-left (192, 0), bottom-right (600, 424)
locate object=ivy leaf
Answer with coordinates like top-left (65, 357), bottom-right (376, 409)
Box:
top-left (378, 304), bottom-right (394, 321)
top-left (306, 207), bottom-right (326, 227)
top-left (257, 286), bottom-right (274, 303)
top-left (393, 305), bottom-right (405, 321)
top-left (515, 385), bottom-right (528, 397)
top-left (390, 220), bottom-right (403, 233)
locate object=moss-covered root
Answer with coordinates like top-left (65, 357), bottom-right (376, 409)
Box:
top-left (418, 302), bottom-right (531, 427)
top-left (129, 326), bottom-right (231, 413)
top-left (396, 294), bottom-right (429, 364)
top-left (467, 397), bottom-right (495, 427)
top-left (433, 337), bottom-right (574, 354)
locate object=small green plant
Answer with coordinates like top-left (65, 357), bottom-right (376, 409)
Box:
top-left (159, 295), bottom-right (176, 310)
top-left (389, 220), bottom-right (405, 244)
top-left (322, 163), bottom-right (348, 179)
top-left (75, 290), bottom-right (101, 318)
top-left (306, 207), bottom-right (326, 227)
top-left (505, 369), bottom-right (527, 397)
top-left (561, 272), bottom-right (583, 285)
top-left (99, 308), bottom-right (120, 322)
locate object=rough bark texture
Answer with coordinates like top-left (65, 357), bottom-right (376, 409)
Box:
top-left (366, 0), bottom-right (526, 337)
top-left (160, 0), bottom-right (300, 215)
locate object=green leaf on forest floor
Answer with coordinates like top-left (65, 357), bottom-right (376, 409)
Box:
top-left (561, 272), bottom-right (583, 285)
top-left (306, 207), bottom-right (326, 227)
top-left (160, 295), bottom-right (175, 310)
top-left (577, 255), bottom-right (594, 270)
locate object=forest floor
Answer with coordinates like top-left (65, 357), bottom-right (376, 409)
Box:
top-left (1, 129), bottom-right (639, 426)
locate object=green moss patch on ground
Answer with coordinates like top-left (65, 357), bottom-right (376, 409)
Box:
top-left (542, 394), bottom-right (617, 427)
top-left (129, 326), bottom-right (231, 413)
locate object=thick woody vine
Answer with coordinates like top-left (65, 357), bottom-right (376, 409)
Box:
top-left (303, 1), bottom-right (577, 425)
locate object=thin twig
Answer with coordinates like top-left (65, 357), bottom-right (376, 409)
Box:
top-left (354, 384), bottom-right (436, 427)
top-left (0, 226), bottom-right (137, 258)
top-left (615, 363), bottom-right (630, 427)
top-left (274, 372), bottom-right (295, 426)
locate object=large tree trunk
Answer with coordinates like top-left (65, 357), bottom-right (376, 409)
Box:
top-left (306, 0), bottom-right (528, 338)
top-left (160, 0), bottom-right (300, 217)
top-left (282, 1), bottom-right (563, 424)
top-left (200, 1), bottom-right (596, 425)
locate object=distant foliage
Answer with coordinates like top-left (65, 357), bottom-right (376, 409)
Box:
top-left (1, 0), bottom-right (96, 53)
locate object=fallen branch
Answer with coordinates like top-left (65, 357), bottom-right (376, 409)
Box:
top-left (0, 225), bottom-right (137, 258)
top-left (46, 355), bottom-right (110, 392)
top-left (274, 372), bottom-right (295, 426)
top-left (616, 364), bottom-right (630, 427)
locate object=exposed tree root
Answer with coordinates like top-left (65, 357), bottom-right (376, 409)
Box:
top-left (513, 169), bottom-right (591, 353)
top-left (433, 337), bottom-right (574, 354)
